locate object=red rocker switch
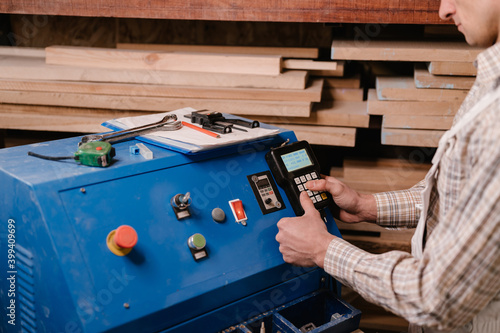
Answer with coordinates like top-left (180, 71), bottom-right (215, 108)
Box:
top-left (229, 199), bottom-right (248, 226)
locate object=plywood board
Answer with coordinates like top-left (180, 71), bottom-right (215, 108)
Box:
top-left (0, 78), bottom-right (323, 102)
top-left (427, 61), bottom-right (477, 76)
top-left (367, 89), bottom-right (460, 116)
top-left (376, 77), bottom-right (468, 102)
top-left (383, 114), bottom-right (453, 130)
top-left (46, 46), bottom-right (282, 76)
top-left (0, 56), bottom-right (307, 89)
top-left (278, 124), bottom-right (356, 147)
top-left (331, 40), bottom-right (484, 62)
top-left (414, 64), bottom-right (474, 90)
top-left (117, 43), bottom-right (319, 58)
top-left (0, 90), bottom-right (311, 117)
top-left (252, 101), bottom-right (369, 127)
top-left (381, 128), bottom-right (445, 147)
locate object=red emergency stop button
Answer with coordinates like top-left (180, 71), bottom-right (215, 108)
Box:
top-left (114, 225), bottom-right (138, 248)
top-left (229, 199), bottom-right (248, 226)
top-left (107, 225), bottom-right (138, 256)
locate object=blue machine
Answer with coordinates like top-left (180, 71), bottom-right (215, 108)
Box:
top-left (0, 126), bottom-right (360, 333)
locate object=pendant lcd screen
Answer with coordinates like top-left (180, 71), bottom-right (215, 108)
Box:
top-left (281, 149), bottom-right (313, 172)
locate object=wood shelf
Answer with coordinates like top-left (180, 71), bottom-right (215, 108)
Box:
top-left (1, 0), bottom-right (444, 24)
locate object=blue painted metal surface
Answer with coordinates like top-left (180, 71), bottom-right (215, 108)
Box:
top-left (0, 128), bottom-right (356, 333)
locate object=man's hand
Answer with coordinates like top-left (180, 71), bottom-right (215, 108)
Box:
top-left (276, 191), bottom-right (336, 268)
top-left (305, 176), bottom-right (377, 223)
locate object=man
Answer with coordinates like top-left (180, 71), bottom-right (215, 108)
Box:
top-left (275, 0), bottom-right (500, 332)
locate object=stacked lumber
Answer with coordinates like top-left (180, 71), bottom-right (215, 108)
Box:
top-left (250, 64), bottom-right (367, 147)
top-left (0, 45), bottom-right (366, 146)
top-left (332, 40), bottom-right (483, 147)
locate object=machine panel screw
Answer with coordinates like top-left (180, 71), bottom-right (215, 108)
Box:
top-left (123, 303), bottom-right (130, 309)
top-left (80, 188), bottom-right (86, 193)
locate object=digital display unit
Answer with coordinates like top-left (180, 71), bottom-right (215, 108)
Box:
top-left (281, 149), bottom-right (313, 172)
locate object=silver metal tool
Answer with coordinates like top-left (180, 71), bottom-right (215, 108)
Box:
top-left (80, 114), bottom-right (181, 145)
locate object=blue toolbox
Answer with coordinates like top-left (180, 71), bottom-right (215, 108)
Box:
top-left (0, 119), bottom-right (360, 333)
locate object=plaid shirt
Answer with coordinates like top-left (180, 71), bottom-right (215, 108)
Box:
top-left (324, 43), bottom-right (500, 331)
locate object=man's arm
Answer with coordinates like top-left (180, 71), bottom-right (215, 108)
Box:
top-left (305, 176), bottom-right (424, 228)
top-left (277, 145), bottom-right (500, 331)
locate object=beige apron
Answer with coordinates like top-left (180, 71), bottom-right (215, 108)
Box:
top-left (409, 85), bottom-right (500, 333)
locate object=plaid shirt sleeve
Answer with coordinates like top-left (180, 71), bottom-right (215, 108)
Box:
top-left (324, 100), bottom-right (500, 331)
top-left (373, 180), bottom-right (424, 229)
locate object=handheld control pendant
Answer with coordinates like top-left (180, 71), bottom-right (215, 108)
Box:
top-left (265, 140), bottom-right (333, 216)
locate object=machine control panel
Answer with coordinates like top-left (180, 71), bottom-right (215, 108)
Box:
top-left (247, 171), bottom-right (285, 215)
top-left (265, 140), bottom-right (333, 216)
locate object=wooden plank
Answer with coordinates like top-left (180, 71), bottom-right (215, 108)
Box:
top-left (0, 46), bottom-right (45, 57)
top-left (0, 103), bottom-right (130, 132)
top-left (367, 89), bottom-right (460, 116)
top-left (252, 101), bottom-right (369, 127)
top-left (283, 59), bottom-right (337, 70)
top-left (331, 40), bottom-right (484, 62)
top-left (0, 78), bottom-right (323, 102)
top-left (414, 63), bottom-right (474, 90)
top-left (376, 77), bottom-right (468, 102)
top-left (45, 46), bottom-right (283, 76)
top-left (117, 43), bottom-right (319, 59)
top-left (322, 73), bottom-right (361, 89)
top-left (428, 61), bottom-right (477, 76)
top-left (381, 128), bottom-right (445, 147)
top-left (307, 61), bottom-right (345, 77)
top-left (343, 158), bottom-right (429, 185)
top-left (0, 91), bottom-right (311, 117)
top-left (270, 124), bottom-right (356, 147)
top-left (322, 88), bottom-right (364, 101)
top-left (383, 114), bottom-right (454, 130)
top-left (0, 0), bottom-right (445, 24)
top-left (0, 56), bottom-right (307, 89)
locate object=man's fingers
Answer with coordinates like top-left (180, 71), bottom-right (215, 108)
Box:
top-left (299, 191), bottom-right (317, 215)
top-left (306, 176), bottom-right (344, 196)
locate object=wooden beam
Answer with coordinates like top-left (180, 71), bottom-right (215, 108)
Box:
top-left (383, 114), bottom-right (454, 130)
top-left (0, 46), bottom-right (45, 57)
top-left (270, 124), bottom-right (356, 147)
top-left (367, 89), bottom-right (460, 116)
top-left (117, 43), bottom-right (319, 59)
top-left (252, 101), bottom-right (369, 127)
top-left (0, 56), bottom-right (308, 90)
top-left (381, 128), bottom-right (445, 147)
top-left (414, 63), bottom-right (474, 90)
top-left (0, 91), bottom-right (312, 117)
top-left (283, 59), bottom-right (337, 70)
top-left (0, 0), bottom-right (445, 24)
top-left (331, 40), bottom-right (483, 62)
top-left (0, 78), bottom-right (323, 102)
top-left (322, 88), bottom-right (364, 101)
top-left (45, 46), bottom-right (283, 76)
top-left (427, 61), bottom-right (477, 76)
top-left (376, 77), bottom-right (468, 102)
top-left (0, 103), bottom-right (126, 132)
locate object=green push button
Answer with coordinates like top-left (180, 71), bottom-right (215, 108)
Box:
top-left (188, 233), bottom-right (206, 250)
